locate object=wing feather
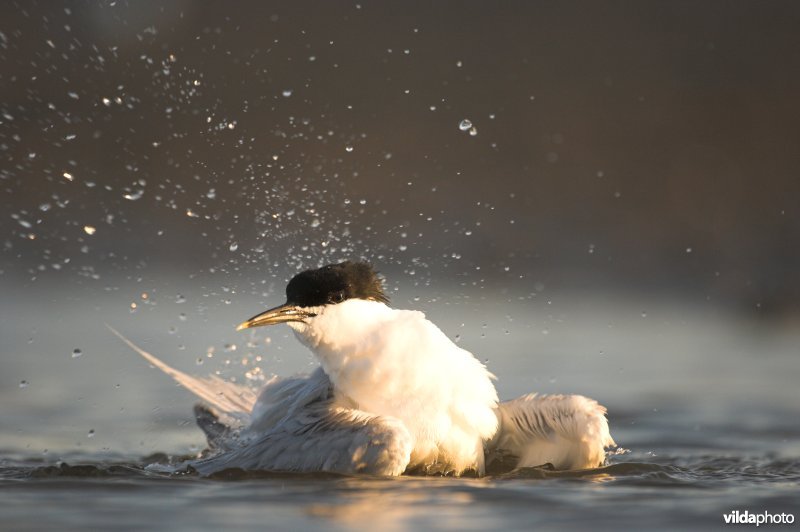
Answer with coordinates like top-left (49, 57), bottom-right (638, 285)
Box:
top-left (108, 325), bottom-right (257, 425)
top-left (191, 401), bottom-right (413, 476)
top-left (487, 393), bottom-right (615, 471)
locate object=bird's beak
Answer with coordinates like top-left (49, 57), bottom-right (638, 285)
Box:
top-left (236, 303), bottom-right (315, 331)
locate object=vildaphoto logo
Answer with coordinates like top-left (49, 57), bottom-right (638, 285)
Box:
top-left (723, 510), bottom-right (794, 526)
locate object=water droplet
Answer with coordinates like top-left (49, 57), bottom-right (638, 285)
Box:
top-left (282, 89), bottom-right (293, 97)
top-left (176, 294), bottom-right (186, 304)
top-left (196, 357), bottom-right (204, 366)
top-left (224, 343), bottom-right (237, 352)
top-left (345, 145), bottom-right (354, 152)
top-left (229, 242), bottom-right (238, 252)
top-left (469, 126), bottom-right (478, 136)
top-left (459, 119), bottom-right (472, 131)
top-left (83, 225), bottom-right (96, 235)
top-left (87, 429), bottom-right (95, 438)
top-left (178, 313), bottom-right (187, 321)
top-left (123, 189), bottom-right (144, 201)
top-left (71, 348), bottom-right (82, 358)
top-left (19, 380), bottom-right (29, 388)
top-left (63, 172), bottom-right (74, 181)
top-left (685, 247), bottom-right (693, 253)
top-left (641, 311), bottom-right (647, 318)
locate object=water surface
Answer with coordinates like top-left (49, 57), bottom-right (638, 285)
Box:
top-left (2, 282), bottom-right (798, 530)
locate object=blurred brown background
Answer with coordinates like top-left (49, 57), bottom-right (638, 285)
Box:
top-left (2, 1), bottom-right (799, 315)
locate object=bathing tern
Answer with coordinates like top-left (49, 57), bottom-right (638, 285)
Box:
top-left (114, 261), bottom-right (614, 476)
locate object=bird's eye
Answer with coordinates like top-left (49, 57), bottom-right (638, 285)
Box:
top-left (330, 291), bottom-right (346, 303)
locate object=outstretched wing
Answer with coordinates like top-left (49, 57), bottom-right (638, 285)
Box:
top-left (487, 393), bottom-right (615, 472)
top-left (190, 401), bottom-right (414, 476)
top-left (108, 325), bottom-right (257, 426)
top-left (112, 327), bottom-right (413, 476)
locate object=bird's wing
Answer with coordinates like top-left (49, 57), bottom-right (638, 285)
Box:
top-left (247, 366), bottom-right (334, 432)
top-left (486, 393), bottom-right (615, 472)
top-left (108, 325), bottom-right (257, 426)
top-left (189, 400), bottom-right (414, 476)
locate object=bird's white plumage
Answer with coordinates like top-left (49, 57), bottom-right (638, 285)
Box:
top-left (286, 299), bottom-right (499, 474)
top-left (117, 298), bottom-right (615, 476)
top-left (488, 393), bottom-right (615, 470)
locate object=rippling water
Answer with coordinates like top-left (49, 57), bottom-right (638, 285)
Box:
top-left (2, 453), bottom-right (798, 530)
top-left (2, 282), bottom-right (798, 530)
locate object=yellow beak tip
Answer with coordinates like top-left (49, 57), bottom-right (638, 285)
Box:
top-left (235, 322), bottom-right (250, 332)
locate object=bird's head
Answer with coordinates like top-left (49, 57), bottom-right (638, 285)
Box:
top-left (236, 261), bottom-right (389, 331)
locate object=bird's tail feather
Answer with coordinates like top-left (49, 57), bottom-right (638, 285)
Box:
top-left (487, 393), bottom-right (615, 471)
top-left (107, 325), bottom-right (257, 425)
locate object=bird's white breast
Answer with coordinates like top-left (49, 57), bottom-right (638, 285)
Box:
top-left (289, 299), bottom-right (499, 473)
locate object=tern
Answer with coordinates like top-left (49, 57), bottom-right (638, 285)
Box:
top-left (114, 261), bottom-right (614, 476)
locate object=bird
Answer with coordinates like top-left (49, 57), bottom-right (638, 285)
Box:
top-left (113, 261), bottom-right (614, 476)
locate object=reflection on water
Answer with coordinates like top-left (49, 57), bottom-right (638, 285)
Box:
top-left (1, 455), bottom-right (798, 530)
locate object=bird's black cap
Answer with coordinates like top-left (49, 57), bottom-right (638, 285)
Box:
top-left (286, 261), bottom-right (389, 308)
top-left (236, 261), bottom-right (389, 331)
